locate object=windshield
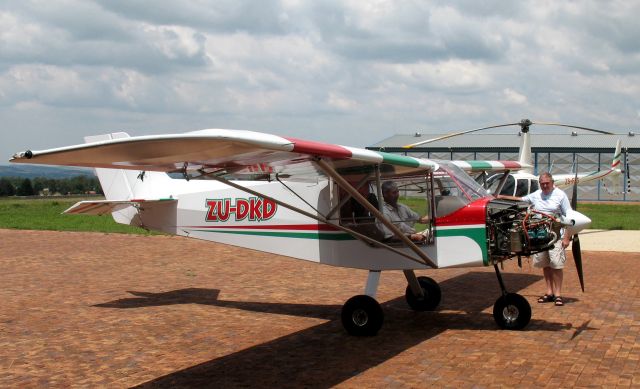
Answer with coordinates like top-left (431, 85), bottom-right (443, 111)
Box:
top-left (487, 174), bottom-right (514, 196)
top-left (434, 161), bottom-right (491, 202)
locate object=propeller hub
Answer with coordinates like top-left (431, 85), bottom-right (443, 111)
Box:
top-left (519, 119), bottom-right (532, 133)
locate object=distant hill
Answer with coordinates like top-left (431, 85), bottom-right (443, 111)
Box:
top-left (0, 164), bottom-right (95, 179)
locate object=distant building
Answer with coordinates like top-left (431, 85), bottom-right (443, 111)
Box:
top-left (368, 132), bottom-right (639, 202)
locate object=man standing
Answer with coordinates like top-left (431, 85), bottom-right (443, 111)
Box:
top-left (499, 172), bottom-right (572, 306)
top-left (379, 181), bottom-right (430, 242)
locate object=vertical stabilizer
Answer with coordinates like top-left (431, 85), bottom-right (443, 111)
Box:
top-left (611, 139), bottom-right (622, 170)
top-left (602, 139), bottom-right (630, 194)
top-left (517, 131), bottom-right (534, 175)
top-left (85, 132), bottom-right (173, 224)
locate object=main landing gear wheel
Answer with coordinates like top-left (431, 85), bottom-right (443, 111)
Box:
top-left (405, 276), bottom-right (442, 311)
top-left (492, 293), bottom-right (531, 330)
top-left (341, 295), bottom-right (384, 336)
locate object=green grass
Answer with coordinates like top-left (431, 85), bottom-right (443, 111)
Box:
top-left (575, 203), bottom-right (640, 231)
top-left (0, 197), bottom-right (158, 235)
top-left (402, 197), bottom-right (639, 231)
top-left (0, 197), bottom-right (638, 234)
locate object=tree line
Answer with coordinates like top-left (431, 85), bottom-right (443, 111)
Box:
top-left (0, 176), bottom-right (103, 196)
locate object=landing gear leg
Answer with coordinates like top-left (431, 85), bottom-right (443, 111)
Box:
top-left (492, 264), bottom-right (531, 330)
top-left (404, 270), bottom-right (441, 311)
top-left (341, 271), bottom-right (384, 336)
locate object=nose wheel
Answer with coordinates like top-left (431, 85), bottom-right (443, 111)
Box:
top-left (492, 264), bottom-right (531, 330)
top-left (493, 292), bottom-right (531, 329)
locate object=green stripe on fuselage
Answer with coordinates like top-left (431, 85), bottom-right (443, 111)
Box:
top-left (435, 227), bottom-right (488, 265)
top-left (190, 229), bottom-right (356, 240)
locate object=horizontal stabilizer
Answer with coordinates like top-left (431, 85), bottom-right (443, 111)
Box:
top-left (64, 199), bottom-right (176, 215)
top-left (452, 160), bottom-right (530, 173)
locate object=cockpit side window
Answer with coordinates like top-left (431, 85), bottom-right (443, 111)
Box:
top-left (515, 178), bottom-right (529, 197)
top-left (530, 179), bottom-right (539, 193)
top-left (498, 175), bottom-right (515, 196)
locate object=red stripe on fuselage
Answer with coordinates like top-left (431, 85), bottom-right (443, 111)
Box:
top-left (182, 224), bottom-right (340, 231)
top-left (284, 137), bottom-right (352, 159)
top-left (435, 197), bottom-right (491, 227)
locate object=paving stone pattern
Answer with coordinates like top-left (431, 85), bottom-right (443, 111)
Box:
top-left (1, 229), bottom-right (639, 388)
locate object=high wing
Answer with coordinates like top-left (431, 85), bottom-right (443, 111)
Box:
top-left (11, 129), bottom-right (437, 180)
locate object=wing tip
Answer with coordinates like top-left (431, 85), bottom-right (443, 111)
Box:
top-left (10, 150), bottom-right (33, 161)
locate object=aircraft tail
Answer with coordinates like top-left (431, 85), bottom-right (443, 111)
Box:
top-left (517, 131), bottom-right (534, 175)
top-left (610, 139), bottom-right (622, 170)
top-left (602, 139), bottom-right (631, 194)
top-left (85, 132), bottom-right (175, 225)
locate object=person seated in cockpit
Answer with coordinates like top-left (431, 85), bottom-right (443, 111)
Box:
top-left (379, 181), bottom-right (430, 242)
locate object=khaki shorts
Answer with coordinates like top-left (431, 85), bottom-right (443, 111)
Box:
top-left (533, 244), bottom-right (566, 269)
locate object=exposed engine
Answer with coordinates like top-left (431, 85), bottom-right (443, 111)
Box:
top-left (486, 199), bottom-right (566, 260)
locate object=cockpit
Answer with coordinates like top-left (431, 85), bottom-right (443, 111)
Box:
top-left (486, 174), bottom-right (539, 197)
top-left (337, 161), bottom-right (492, 245)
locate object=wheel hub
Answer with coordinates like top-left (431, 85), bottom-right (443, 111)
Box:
top-left (352, 309), bottom-right (369, 327)
top-left (502, 304), bottom-right (520, 324)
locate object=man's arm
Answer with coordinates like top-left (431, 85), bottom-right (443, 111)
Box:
top-left (496, 194), bottom-right (523, 201)
top-left (559, 190), bottom-right (573, 248)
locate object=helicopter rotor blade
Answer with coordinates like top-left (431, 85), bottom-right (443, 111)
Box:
top-left (403, 119), bottom-right (615, 149)
top-left (402, 122), bottom-right (521, 148)
top-left (531, 121), bottom-right (614, 135)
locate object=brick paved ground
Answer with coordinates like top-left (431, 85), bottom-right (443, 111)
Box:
top-left (1, 229), bottom-right (639, 388)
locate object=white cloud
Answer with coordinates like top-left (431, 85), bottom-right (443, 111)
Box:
top-left (378, 60), bottom-right (491, 91)
top-left (503, 88), bottom-right (527, 105)
top-left (327, 92), bottom-right (358, 111)
top-left (1, 0), bottom-right (639, 159)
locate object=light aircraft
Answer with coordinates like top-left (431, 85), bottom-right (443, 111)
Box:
top-left (10, 128), bottom-right (591, 335)
top-left (403, 119), bottom-right (629, 198)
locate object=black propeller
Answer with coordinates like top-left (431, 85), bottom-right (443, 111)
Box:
top-left (570, 159), bottom-right (585, 292)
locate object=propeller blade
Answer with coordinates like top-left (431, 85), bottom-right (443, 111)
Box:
top-left (531, 121), bottom-right (614, 135)
top-left (568, 159), bottom-right (584, 291)
top-left (572, 234), bottom-right (585, 292)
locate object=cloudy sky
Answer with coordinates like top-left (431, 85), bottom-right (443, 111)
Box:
top-left (2, 0), bottom-right (639, 160)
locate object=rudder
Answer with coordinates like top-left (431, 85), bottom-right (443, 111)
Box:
top-left (85, 132), bottom-right (173, 224)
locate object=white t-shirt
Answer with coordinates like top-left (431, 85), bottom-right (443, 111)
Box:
top-left (522, 187), bottom-right (571, 216)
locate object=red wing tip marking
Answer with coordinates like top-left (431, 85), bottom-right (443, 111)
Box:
top-left (284, 137), bottom-right (352, 159)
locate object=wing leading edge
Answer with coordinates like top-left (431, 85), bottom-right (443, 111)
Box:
top-left (11, 129), bottom-right (438, 180)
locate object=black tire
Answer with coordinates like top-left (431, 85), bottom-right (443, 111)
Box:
top-left (405, 276), bottom-right (442, 311)
top-left (341, 295), bottom-right (384, 336)
top-left (492, 293), bottom-right (531, 330)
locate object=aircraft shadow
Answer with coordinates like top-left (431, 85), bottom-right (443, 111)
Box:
top-left (93, 271), bottom-right (572, 388)
top-left (95, 288), bottom-right (338, 321)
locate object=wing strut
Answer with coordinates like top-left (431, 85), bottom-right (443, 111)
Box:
top-left (325, 172), bottom-right (373, 219)
top-left (314, 158), bottom-right (437, 268)
top-left (493, 170), bottom-right (511, 195)
top-left (208, 173), bottom-right (434, 267)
